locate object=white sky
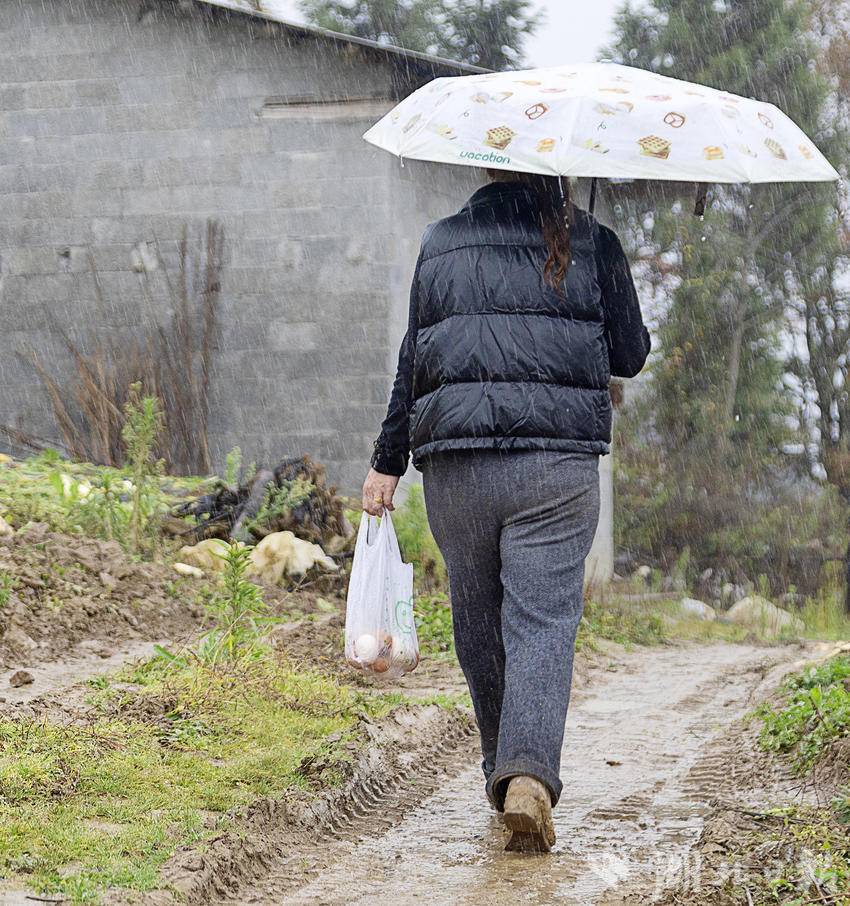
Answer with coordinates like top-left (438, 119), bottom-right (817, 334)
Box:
top-left (524, 0), bottom-right (626, 66)
top-left (271, 1), bottom-right (627, 67)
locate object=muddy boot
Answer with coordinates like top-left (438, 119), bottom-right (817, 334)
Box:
top-left (502, 776), bottom-right (555, 853)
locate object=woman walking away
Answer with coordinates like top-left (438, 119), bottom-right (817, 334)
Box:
top-left (362, 170), bottom-right (650, 852)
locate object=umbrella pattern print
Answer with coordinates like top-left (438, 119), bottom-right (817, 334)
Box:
top-left (364, 62), bottom-right (839, 184)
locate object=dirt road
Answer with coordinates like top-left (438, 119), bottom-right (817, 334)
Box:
top-left (225, 642), bottom-right (813, 906)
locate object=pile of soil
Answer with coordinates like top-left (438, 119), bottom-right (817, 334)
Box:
top-left (0, 523), bottom-right (206, 670)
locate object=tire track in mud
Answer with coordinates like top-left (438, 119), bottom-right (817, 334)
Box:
top-left (158, 705), bottom-right (478, 905)
top-left (222, 643), bottom-right (814, 906)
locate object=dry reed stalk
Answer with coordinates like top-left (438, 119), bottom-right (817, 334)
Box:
top-left (22, 220), bottom-right (224, 473)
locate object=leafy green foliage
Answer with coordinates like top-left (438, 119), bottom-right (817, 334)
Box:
top-left (121, 383), bottom-right (165, 555)
top-left (785, 656), bottom-right (850, 693)
top-left (414, 593), bottom-right (455, 659)
top-left (300, 0), bottom-right (541, 70)
top-left (248, 478), bottom-right (313, 535)
top-left (437, 0), bottom-right (542, 69)
top-left (391, 485), bottom-right (446, 590)
top-left (758, 655), bottom-right (850, 772)
top-left (196, 543), bottom-right (269, 664)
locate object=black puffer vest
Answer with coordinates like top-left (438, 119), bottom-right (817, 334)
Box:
top-left (409, 182), bottom-right (612, 467)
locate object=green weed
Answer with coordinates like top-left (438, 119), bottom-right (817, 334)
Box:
top-left (196, 543), bottom-right (269, 664)
top-left (121, 383), bottom-right (165, 555)
top-left (247, 477), bottom-right (313, 536)
top-left (415, 593), bottom-right (455, 660)
top-left (0, 570), bottom-right (16, 609)
top-left (392, 486), bottom-right (446, 590)
top-left (758, 655), bottom-right (850, 773)
top-left (72, 470), bottom-right (130, 543)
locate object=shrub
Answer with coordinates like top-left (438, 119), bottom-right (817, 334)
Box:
top-left (393, 485), bottom-right (446, 590)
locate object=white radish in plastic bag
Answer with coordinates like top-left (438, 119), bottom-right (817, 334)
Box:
top-left (345, 510), bottom-right (419, 679)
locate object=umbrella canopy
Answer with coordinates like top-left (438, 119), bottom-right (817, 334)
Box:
top-left (364, 62), bottom-right (839, 184)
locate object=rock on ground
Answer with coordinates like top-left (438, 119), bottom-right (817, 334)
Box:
top-left (173, 562), bottom-right (205, 579)
top-left (679, 598), bottom-right (717, 621)
top-left (9, 669), bottom-right (34, 687)
top-left (725, 595), bottom-right (805, 636)
top-left (2, 623), bottom-right (39, 655)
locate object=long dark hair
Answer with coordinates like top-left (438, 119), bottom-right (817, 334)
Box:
top-left (487, 169), bottom-right (571, 292)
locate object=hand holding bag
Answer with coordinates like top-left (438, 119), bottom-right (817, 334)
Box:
top-left (344, 510), bottom-right (419, 678)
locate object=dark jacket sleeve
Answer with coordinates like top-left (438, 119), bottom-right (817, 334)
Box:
top-left (596, 224), bottom-right (651, 379)
top-left (370, 254), bottom-right (422, 476)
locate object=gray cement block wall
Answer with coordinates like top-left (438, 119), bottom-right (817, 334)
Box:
top-left (0, 0), bottom-right (483, 492)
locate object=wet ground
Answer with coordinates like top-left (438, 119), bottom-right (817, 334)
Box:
top-left (2, 637), bottom-right (169, 709)
top-left (224, 642), bottom-right (810, 906)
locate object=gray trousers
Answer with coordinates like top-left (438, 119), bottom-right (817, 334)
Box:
top-left (422, 450), bottom-right (600, 809)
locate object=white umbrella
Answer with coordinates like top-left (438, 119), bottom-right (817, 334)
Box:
top-left (364, 62), bottom-right (839, 189)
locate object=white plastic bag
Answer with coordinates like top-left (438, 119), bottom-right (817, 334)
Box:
top-left (345, 510), bottom-right (419, 679)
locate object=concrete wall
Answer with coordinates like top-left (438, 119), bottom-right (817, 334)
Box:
top-left (0, 0), bottom-right (481, 492)
top-left (0, 0), bottom-right (614, 580)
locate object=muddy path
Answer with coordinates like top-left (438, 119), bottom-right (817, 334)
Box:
top-left (0, 637), bottom-right (178, 712)
top-left (218, 641), bottom-right (820, 906)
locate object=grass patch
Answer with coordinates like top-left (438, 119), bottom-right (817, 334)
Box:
top-left (576, 597), bottom-right (668, 651)
top-left (801, 588), bottom-right (850, 641)
top-left (0, 653), bottom-right (396, 902)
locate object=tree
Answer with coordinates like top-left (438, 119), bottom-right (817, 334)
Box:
top-left (300, 0), bottom-right (542, 70)
top-left (439, 0), bottom-right (542, 70)
top-left (784, 0), bottom-right (850, 606)
top-left (605, 0), bottom-right (841, 589)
